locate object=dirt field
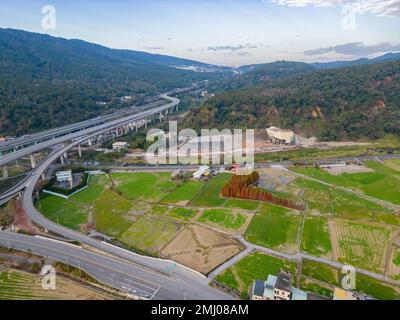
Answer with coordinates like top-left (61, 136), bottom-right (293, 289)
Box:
top-left (258, 168), bottom-right (297, 190)
top-left (322, 165), bottom-right (375, 176)
top-left (161, 224), bottom-right (244, 274)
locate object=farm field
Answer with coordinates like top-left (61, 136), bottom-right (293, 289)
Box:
top-left (70, 174), bottom-right (110, 204)
top-left (161, 224), bottom-right (244, 274)
top-left (301, 216), bottom-right (332, 258)
top-left (190, 173), bottom-right (231, 207)
top-left (112, 172), bottom-right (177, 202)
top-left (160, 180), bottom-right (204, 205)
top-left (223, 199), bottom-right (260, 211)
top-left (119, 215), bottom-right (183, 255)
top-left (384, 159), bottom-right (400, 172)
top-left (198, 208), bottom-right (248, 231)
top-left (301, 260), bottom-right (400, 300)
top-left (36, 194), bottom-right (88, 230)
top-left (245, 204), bottom-right (303, 254)
top-left (330, 219), bottom-right (392, 273)
top-left (168, 207), bottom-right (197, 221)
top-left (387, 247), bottom-right (400, 280)
top-left (214, 251), bottom-right (297, 298)
top-left (299, 277), bottom-right (333, 298)
top-left (0, 269), bottom-right (112, 300)
top-left (291, 161), bottom-right (400, 205)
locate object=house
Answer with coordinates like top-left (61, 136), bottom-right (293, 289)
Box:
top-left (193, 165), bottom-right (211, 180)
top-left (266, 127), bottom-right (294, 145)
top-left (112, 142), bottom-right (128, 152)
top-left (56, 170), bottom-right (73, 183)
top-left (251, 270), bottom-right (308, 300)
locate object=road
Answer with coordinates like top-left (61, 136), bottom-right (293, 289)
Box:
top-left (0, 231), bottom-right (232, 300)
top-left (0, 94), bottom-right (179, 167)
top-left (0, 100), bottom-right (163, 154)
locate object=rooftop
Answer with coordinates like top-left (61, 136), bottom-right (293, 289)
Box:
top-left (275, 270), bottom-right (293, 292)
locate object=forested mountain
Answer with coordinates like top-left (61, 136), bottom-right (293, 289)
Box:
top-left (0, 29), bottom-right (225, 135)
top-left (184, 60), bottom-right (400, 141)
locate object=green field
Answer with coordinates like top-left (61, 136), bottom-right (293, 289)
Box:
top-left (292, 161), bottom-right (400, 205)
top-left (301, 216), bottom-right (332, 258)
top-left (168, 207), bottom-right (197, 221)
top-left (70, 174), bottom-right (110, 204)
top-left (190, 173), bottom-right (231, 207)
top-left (112, 172), bottom-right (177, 202)
top-left (215, 251), bottom-right (297, 298)
top-left (198, 208), bottom-right (247, 230)
top-left (161, 180), bottom-right (204, 205)
top-left (119, 215), bottom-right (182, 255)
top-left (223, 198), bottom-right (260, 211)
top-left (36, 194), bottom-right (88, 230)
top-left (301, 260), bottom-right (400, 300)
top-left (245, 204), bottom-right (303, 253)
top-left (299, 278), bottom-right (333, 298)
top-left (93, 189), bottom-right (133, 238)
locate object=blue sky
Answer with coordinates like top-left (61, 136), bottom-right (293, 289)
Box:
top-left (1, 0), bottom-right (400, 66)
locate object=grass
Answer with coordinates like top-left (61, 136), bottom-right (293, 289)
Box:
top-left (215, 251), bottom-right (297, 298)
top-left (168, 207), bottom-right (197, 221)
top-left (394, 250), bottom-right (400, 266)
top-left (292, 161), bottom-right (400, 205)
top-left (119, 215), bottom-right (182, 255)
top-left (93, 189), bottom-right (133, 238)
top-left (383, 159), bottom-right (400, 172)
top-left (223, 198), bottom-right (260, 211)
top-left (112, 172), bottom-right (177, 202)
top-left (190, 173), bottom-right (231, 207)
top-left (70, 174), bottom-right (110, 204)
top-left (245, 204), bottom-right (303, 253)
top-left (198, 208), bottom-right (246, 230)
top-left (301, 216), bottom-right (332, 258)
top-left (151, 204), bottom-right (170, 216)
top-left (299, 278), bottom-right (333, 298)
top-left (161, 180), bottom-right (204, 205)
top-left (301, 259), bottom-right (400, 300)
top-left (36, 194), bottom-right (88, 230)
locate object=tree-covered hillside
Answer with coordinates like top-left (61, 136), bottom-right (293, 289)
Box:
top-left (183, 61), bottom-right (400, 141)
top-left (0, 29), bottom-right (222, 135)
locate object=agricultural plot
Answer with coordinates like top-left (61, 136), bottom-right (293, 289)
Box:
top-left (387, 247), bottom-right (400, 280)
top-left (299, 278), bottom-right (333, 298)
top-left (301, 216), bottom-right (332, 258)
top-left (112, 172), bottom-right (177, 202)
top-left (168, 207), bottom-right (197, 221)
top-left (223, 199), bottom-right (260, 211)
top-left (120, 215), bottom-right (183, 255)
top-left (161, 180), bottom-right (204, 205)
top-left (245, 204), bottom-right (303, 254)
top-left (301, 259), bottom-right (400, 300)
top-left (384, 159), bottom-right (400, 172)
top-left (70, 174), bottom-right (110, 204)
top-left (0, 269), bottom-right (112, 300)
top-left (36, 194), bottom-right (88, 230)
top-left (93, 189), bottom-right (135, 238)
top-left (330, 219), bottom-right (392, 273)
top-left (215, 251), bottom-right (297, 298)
top-left (190, 173), bottom-right (231, 207)
top-left (292, 162), bottom-right (400, 205)
top-left (198, 208), bottom-right (247, 231)
top-left (161, 224), bottom-right (244, 274)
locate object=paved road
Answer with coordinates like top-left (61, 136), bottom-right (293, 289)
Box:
top-left (0, 231), bottom-right (232, 300)
top-left (0, 100), bottom-right (163, 153)
top-left (0, 94), bottom-right (179, 167)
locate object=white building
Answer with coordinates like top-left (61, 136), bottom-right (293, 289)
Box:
top-left (112, 142), bottom-right (128, 152)
top-left (56, 170), bottom-right (73, 183)
top-left (266, 127), bottom-right (294, 145)
top-left (193, 165), bottom-right (211, 180)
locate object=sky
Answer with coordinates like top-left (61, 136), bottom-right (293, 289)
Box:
top-left (1, 0), bottom-right (400, 66)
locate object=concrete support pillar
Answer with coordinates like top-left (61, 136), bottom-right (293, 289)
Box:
top-left (78, 144), bottom-right (82, 158)
top-left (159, 112), bottom-right (163, 122)
top-left (145, 120), bottom-right (147, 128)
top-left (135, 125), bottom-right (138, 132)
top-left (88, 139), bottom-right (92, 147)
top-left (30, 154), bottom-right (37, 169)
top-left (2, 166), bottom-right (8, 179)
top-left (60, 155), bottom-right (64, 165)
top-left (41, 173), bottom-right (46, 181)
top-left (176, 104), bottom-right (179, 112)
top-left (63, 152), bottom-right (68, 160)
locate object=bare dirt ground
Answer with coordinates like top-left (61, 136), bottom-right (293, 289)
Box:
top-left (12, 199), bottom-right (39, 234)
top-left (257, 167), bottom-right (297, 190)
top-left (322, 164), bottom-right (375, 176)
top-left (161, 224), bottom-right (244, 274)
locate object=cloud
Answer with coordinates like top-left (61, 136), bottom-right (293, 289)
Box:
top-left (304, 42), bottom-right (400, 56)
top-left (143, 46), bottom-right (164, 50)
top-left (207, 43), bottom-right (258, 52)
top-left (269, 0), bottom-right (400, 16)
